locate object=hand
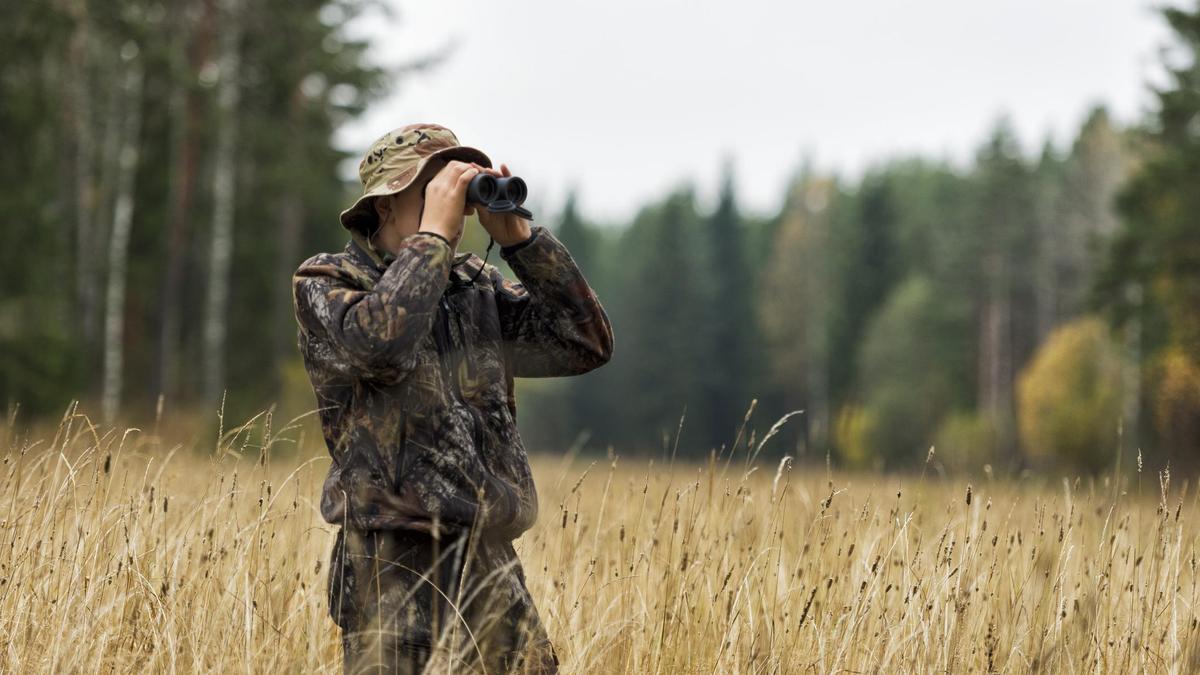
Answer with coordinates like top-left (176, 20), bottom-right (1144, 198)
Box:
top-left (468, 162), bottom-right (533, 247)
top-left (419, 160), bottom-right (482, 248)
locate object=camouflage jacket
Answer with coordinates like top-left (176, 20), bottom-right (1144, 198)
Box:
top-left (293, 225), bottom-right (613, 541)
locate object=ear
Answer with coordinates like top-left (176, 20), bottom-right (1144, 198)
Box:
top-left (372, 195), bottom-right (390, 221)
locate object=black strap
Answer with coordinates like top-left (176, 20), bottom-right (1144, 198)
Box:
top-left (467, 235), bottom-right (495, 286)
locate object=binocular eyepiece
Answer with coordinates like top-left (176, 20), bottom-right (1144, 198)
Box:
top-left (467, 174), bottom-right (534, 221)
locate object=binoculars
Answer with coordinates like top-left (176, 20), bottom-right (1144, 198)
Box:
top-left (467, 174), bottom-right (534, 221)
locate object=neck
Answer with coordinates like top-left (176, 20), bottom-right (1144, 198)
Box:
top-left (370, 223), bottom-right (405, 257)
top-left (375, 219), bottom-right (458, 257)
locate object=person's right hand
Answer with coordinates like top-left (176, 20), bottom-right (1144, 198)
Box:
top-left (418, 160), bottom-right (481, 247)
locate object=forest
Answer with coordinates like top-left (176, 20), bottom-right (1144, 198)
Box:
top-left (3, 0), bottom-right (1200, 472)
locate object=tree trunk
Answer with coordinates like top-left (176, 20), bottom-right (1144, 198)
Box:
top-left (274, 196), bottom-right (302, 355)
top-left (90, 54), bottom-right (128, 368)
top-left (1121, 283), bottom-right (1143, 458)
top-left (272, 85), bottom-right (304, 374)
top-left (978, 252), bottom-right (1016, 460)
top-left (1034, 205), bottom-right (1057, 342)
top-left (203, 0), bottom-right (243, 408)
top-left (100, 48), bottom-right (144, 424)
top-left (156, 0), bottom-right (213, 406)
top-left (64, 0), bottom-right (101, 347)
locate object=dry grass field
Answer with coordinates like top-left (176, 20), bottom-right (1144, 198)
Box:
top-left (2, 405), bottom-right (1199, 673)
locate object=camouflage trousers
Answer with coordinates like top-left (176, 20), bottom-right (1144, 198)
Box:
top-left (328, 526), bottom-right (559, 675)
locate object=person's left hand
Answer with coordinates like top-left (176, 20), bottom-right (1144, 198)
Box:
top-left (468, 162), bottom-right (533, 247)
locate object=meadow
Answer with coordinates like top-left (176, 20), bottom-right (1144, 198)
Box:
top-left (1, 405), bottom-right (1197, 673)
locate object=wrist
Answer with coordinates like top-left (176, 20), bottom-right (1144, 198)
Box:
top-left (500, 226), bottom-right (540, 257)
top-left (495, 222), bottom-right (533, 248)
top-left (418, 223), bottom-right (456, 245)
top-left (415, 229), bottom-right (452, 248)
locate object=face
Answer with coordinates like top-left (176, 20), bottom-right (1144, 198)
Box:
top-left (372, 158), bottom-right (474, 245)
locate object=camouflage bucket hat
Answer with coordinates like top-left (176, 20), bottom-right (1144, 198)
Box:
top-left (340, 123), bottom-right (492, 234)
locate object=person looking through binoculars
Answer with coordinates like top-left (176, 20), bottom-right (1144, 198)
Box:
top-left (291, 123), bottom-right (614, 674)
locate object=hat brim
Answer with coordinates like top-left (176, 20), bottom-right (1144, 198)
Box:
top-left (339, 145), bottom-right (493, 233)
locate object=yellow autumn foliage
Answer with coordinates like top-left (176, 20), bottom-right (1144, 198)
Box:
top-left (1016, 317), bottom-right (1125, 468)
top-left (834, 404), bottom-right (877, 470)
top-left (1151, 347), bottom-right (1200, 458)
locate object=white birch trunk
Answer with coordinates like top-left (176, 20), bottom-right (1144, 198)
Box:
top-left (100, 45), bottom-right (144, 424)
top-left (203, 0), bottom-right (244, 407)
top-left (91, 55), bottom-right (127, 340)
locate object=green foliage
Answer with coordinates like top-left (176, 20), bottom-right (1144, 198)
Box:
top-left (695, 161), bottom-right (759, 449)
top-left (826, 170), bottom-right (899, 408)
top-left (757, 172), bottom-right (837, 454)
top-left (933, 411), bottom-right (1001, 473)
top-left (1016, 317), bottom-right (1124, 470)
top-left (851, 277), bottom-right (972, 468)
top-left (608, 188), bottom-right (713, 453)
top-left (0, 0), bottom-right (388, 422)
top-left (1097, 3), bottom-right (1200, 464)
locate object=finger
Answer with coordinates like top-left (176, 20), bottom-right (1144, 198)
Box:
top-left (471, 162), bottom-right (502, 177)
top-left (500, 163), bottom-right (512, 177)
top-left (455, 166), bottom-right (481, 192)
top-left (446, 164), bottom-right (480, 188)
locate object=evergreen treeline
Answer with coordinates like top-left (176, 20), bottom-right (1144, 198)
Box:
top-left (1, 0), bottom-right (395, 420)
top-left (526, 109), bottom-right (1138, 468)
top-left (4, 2), bottom-right (1200, 471)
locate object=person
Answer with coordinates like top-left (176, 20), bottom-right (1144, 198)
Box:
top-left (291, 123), bottom-right (614, 674)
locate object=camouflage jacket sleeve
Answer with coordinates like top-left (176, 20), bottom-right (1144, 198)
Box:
top-left (492, 225), bottom-right (614, 377)
top-left (293, 232), bottom-right (452, 382)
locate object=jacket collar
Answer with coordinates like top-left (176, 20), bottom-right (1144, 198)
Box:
top-left (347, 230), bottom-right (474, 278)
top-left (348, 230), bottom-right (390, 270)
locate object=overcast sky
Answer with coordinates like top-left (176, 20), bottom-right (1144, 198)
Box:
top-left (337, 0), bottom-right (1172, 225)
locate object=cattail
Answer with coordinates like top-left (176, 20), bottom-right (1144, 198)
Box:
top-left (798, 586), bottom-right (817, 628)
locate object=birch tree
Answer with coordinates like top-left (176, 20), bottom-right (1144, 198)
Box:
top-left (100, 44), bottom-right (144, 423)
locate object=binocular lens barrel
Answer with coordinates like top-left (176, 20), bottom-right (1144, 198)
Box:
top-left (467, 174), bottom-right (500, 204)
top-left (498, 176), bottom-right (527, 205)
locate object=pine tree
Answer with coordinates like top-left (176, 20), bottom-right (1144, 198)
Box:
top-left (971, 120), bottom-right (1040, 462)
top-left (827, 169), bottom-right (899, 409)
top-left (1099, 4), bottom-right (1200, 463)
top-left (758, 169), bottom-right (837, 455)
top-left (613, 188), bottom-right (709, 454)
top-left (1053, 107), bottom-right (1131, 323)
top-left (552, 192), bottom-right (608, 448)
top-left (698, 160), bottom-right (757, 451)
